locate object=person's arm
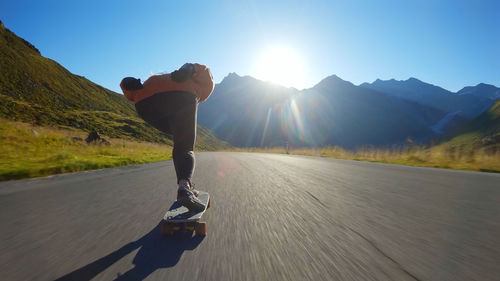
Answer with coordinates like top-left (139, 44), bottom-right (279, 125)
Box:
top-left (191, 63), bottom-right (214, 102)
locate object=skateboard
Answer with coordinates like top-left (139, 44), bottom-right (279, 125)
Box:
top-left (161, 191), bottom-right (210, 236)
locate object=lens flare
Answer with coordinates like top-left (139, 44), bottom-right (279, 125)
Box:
top-left (280, 98), bottom-right (310, 144)
top-left (260, 108), bottom-right (272, 147)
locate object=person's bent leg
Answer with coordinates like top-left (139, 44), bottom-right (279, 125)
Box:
top-left (170, 99), bottom-right (197, 184)
top-left (169, 94), bottom-right (204, 211)
top-left (134, 92), bottom-right (202, 211)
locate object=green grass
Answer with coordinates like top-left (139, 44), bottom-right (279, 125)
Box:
top-left (0, 119), bottom-right (174, 180)
top-left (225, 144), bottom-right (500, 173)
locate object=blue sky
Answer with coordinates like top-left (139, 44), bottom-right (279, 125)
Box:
top-left (1, 0), bottom-right (499, 92)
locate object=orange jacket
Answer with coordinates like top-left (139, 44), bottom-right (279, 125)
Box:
top-left (120, 63), bottom-right (214, 103)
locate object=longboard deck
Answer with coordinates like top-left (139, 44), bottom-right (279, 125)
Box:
top-left (161, 191), bottom-right (210, 236)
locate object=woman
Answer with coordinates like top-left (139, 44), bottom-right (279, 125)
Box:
top-left (120, 63), bottom-right (214, 211)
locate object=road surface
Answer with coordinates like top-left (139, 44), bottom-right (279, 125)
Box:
top-left (0, 152), bottom-right (499, 281)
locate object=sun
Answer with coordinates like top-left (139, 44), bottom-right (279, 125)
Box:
top-left (253, 45), bottom-right (305, 89)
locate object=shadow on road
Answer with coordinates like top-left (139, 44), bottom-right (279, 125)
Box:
top-left (55, 222), bottom-right (204, 281)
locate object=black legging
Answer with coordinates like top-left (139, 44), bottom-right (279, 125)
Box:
top-left (135, 91), bottom-right (198, 183)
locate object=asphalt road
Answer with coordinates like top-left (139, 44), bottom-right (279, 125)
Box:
top-left (1, 152), bottom-right (499, 281)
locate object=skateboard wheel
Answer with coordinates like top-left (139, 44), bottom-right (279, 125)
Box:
top-left (161, 222), bottom-right (174, 236)
top-left (195, 222), bottom-right (207, 236)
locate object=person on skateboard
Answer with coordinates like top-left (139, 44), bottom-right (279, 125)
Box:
top-left (120, 63), bottom-right (214, 212)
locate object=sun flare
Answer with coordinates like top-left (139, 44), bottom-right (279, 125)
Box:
top-left (253, 46), bottom-right (305, 89)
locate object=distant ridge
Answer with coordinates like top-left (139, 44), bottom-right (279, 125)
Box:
top-left (360, 77), bottom-right (500, 118)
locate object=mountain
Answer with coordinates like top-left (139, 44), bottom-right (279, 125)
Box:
top-left (199, 74), bottom-right (447, 148)
top-left (360, 78), bottom-right (500, 118)
top-left (0, 21), bottom-right (227, 149)
top-left (457, 83), bottom-right (500, 100)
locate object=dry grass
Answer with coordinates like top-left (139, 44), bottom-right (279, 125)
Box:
top-left (0, 119), bottom-right (173, 180)
top-left (224, 144), bottom-right (500, 173)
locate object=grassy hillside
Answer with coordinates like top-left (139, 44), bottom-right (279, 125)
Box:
top-left (443, 98), bottom-right (500, 150)
top-left (0, 20), bottom-right (227, 149)
top-left (0, 21), bottom-right (135, 116)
